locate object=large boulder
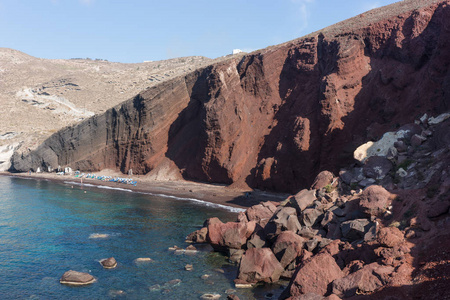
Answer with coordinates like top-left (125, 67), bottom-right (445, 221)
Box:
top-left (60, 270), bottom-right (96, 286)
top-left (331, 263), bottom-right (394, 297)
top-left (264, 207), bottom-right (301, 240)
top-left (359, 185), bottom-right (392, 216)
top-left (284, 252), bottom-right (344, 297)
top-left (204, 217), bottom-right (223, 227)
top-left (236, 248), bottom-right (284, 284)
top-left (247, 225), bottom-right (268, 248)
top-left (207, 220), bottom-right (256, 251)
top-left (339, 168), bottom-right (365, 185)
top-left (291, 189), bottom-right (317, 213)
top-left (300, 208), bottom-right (322, 227)
top-left (272, 231), bottom-right (305, 269)
top-left (246, 202), bottom-right (278, 227)
top-left (377, 227), bottom-right (404, 248)
top-left (340, 219), bottom-right (371, 242)
top-left (363, 156), bottom-right (393, 180)
top-left (310, 171), bottom-right (335, 190)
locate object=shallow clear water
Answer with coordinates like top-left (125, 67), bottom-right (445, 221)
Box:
top-left (0, 176), bottom-right (283, 299)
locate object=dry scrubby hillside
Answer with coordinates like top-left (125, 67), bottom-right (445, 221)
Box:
top-left (11, 0), bottom-right (450, 194)
top-left (0, 48), bottom-right (218, 152)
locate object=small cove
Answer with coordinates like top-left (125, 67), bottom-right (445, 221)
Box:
top-left (0, 176), bottom-right (284, 299)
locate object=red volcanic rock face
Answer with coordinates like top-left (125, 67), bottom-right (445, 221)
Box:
top-left (13, 0), bottom-right (450, 193)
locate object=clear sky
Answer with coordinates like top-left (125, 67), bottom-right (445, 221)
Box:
top-left (0, 0), bottom-right (400, 63)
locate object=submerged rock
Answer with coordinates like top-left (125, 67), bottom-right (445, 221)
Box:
top-left (200, 294), bottom-right (221, 300)
top-left (134, 257), bottom-right (153, 263)
top-left (100, 257), bottom-right (117, 269)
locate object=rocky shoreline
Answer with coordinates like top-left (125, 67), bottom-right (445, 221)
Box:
top-left (186, 113), bottom-right (450, 299)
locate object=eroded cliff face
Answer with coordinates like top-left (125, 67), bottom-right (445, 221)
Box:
top-left (11, 0), bottom-right (450, 193)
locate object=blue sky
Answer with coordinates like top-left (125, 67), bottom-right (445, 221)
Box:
top-left (0, 0), bottom-right (400, 63)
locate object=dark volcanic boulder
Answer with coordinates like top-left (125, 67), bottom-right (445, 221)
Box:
top-left (300, 208), bottom-right (322, 227)
top-left (363, 156), bottom-right (393, 180)
top-left (340, 219), bottom-right (370, 242)
top-left (245, 202), bottom-right (278, 227)
top-left (60, 270), bottom-right (96, 286)
top-left (247, 225), bottom-right (268, 249)
top-left (264, 207), bottom-right (301, 240)
top-left (291, 189), bottom-right (317, 213)
top-left (236, 248), bottom-right (284, 284)
top-left (284, 252), bottom-right (344, 297)
top-left (272, 231), bottom-right (305, 269)
top-left (100, 257), bottom-right (117, 269)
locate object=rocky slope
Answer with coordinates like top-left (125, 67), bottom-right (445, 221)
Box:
top-left (9, 0), bottom-right (450, 193)
top-left (0, 48), bottom-right (220, 170)
top-left (186, 112), bottom-right (450, 299)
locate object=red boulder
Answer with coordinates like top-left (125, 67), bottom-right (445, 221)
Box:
top-left (377, 227), bottom-right (404, 248)
top-left (285, 252), bottom-right (344, 296)
top-left (236, 248), bottom-right (284, 284)
top-left (331, 262), bottom-right (394, 297)
top-left (207, 221), bottom-right (256, 251)
top-left (359, 185), bottom-right (392, 216)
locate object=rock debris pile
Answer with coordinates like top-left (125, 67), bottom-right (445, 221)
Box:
top-left (187, 112), bottom-right (450, 299)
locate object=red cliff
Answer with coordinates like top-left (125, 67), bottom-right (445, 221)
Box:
top-left (12, 0), bottom-right (450, 193)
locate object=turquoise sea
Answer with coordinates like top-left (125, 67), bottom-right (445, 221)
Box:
top-left (0, 176), bottom-right (283, 299)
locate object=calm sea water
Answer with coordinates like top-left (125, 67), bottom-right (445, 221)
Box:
top-left (0, 176), bottom-right (283, 299)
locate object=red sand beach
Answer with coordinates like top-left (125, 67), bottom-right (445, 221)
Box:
top-left (1, 171), bottom-right (288, 210)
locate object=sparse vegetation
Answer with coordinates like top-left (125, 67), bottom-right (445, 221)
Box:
top-left (350, 182), bottom-right (359, 190)
top-left (397, 159), bottom-right (414, 171)
top-left (403, 203), bottom-right (417, 219)
top-left (389, 221), bottom-right (401, 228)
top-left (426, 185), bottom-right (439, 198)
top-left (324, 184), bottom-right (334, 193)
